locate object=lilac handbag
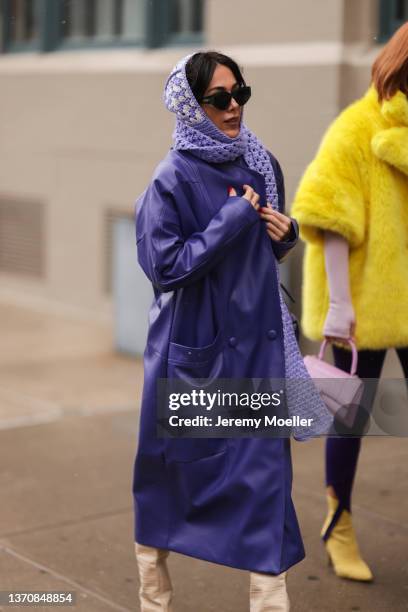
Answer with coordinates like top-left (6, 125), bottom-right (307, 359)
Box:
top-left (303, 339), bottom-right (364, 427)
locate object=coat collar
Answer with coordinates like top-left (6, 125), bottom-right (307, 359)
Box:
top-left (370, 85), bottom-right (408, 175)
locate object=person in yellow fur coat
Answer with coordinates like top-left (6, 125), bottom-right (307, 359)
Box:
top-left (292, 23), bottom-right (408, 582)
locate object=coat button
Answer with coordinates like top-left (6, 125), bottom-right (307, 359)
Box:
top-left (228, 336), bottom-right (237, 347)
top-left (267, 329), bottom-right (277, 340)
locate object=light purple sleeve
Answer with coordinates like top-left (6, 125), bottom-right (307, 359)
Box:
top-left (323, 231), bottom-right (355, 338)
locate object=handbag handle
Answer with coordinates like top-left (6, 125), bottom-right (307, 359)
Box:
top-left (318, 339), bottom-right (358, 376)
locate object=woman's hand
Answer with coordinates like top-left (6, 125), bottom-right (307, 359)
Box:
top-left (259, 203), bottom-right (292, 241)
top-left (229, 185), bottom-right (260, 210)
top-left (323, 301), bottom-right (356, 345)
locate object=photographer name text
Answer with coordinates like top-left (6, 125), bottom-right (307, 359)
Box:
top-left (168, 415), bottom-right (314, 429)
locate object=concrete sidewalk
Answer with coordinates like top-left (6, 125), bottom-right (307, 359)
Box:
top-left (0, 303), bottom-right (407, 611)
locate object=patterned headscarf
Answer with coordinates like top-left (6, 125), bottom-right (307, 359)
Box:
top-left (163, 53), bottom-right (279, 210)
top-left (162, 53), bottom-right (333, 440)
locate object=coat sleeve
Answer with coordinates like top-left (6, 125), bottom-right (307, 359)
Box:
top-left (290, 106), bottom-right (366, 249)
top-left (136, 176), bottom-right (260, 292)
top-left (267, 152), bottom-right (299, 262)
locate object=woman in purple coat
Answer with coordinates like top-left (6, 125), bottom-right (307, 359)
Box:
top-left (132, 51), bottom-right (331, 611)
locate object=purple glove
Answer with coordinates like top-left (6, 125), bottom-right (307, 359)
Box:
top-left (323, 231), bottom-right (355, 340)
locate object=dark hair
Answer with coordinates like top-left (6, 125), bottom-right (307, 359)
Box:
top-left (185, 51), bottom-right (246, 102)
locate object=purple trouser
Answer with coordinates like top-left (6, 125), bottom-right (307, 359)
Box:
top-left (325, 346), bottom-right (408, 531)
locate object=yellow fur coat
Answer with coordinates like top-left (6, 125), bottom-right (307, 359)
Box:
top-left (291, 85), bottom-right (408, 349)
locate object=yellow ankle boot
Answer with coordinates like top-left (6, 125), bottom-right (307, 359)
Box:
top-left (321, 495), bottom-right (373, 582)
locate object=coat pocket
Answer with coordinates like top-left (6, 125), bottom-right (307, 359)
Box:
top-left (164, 437), bottom-right (228, 463)
top-left (164, 329), bottom-right (227, 462)
top-left (167, 329), bottom-right (225, 382)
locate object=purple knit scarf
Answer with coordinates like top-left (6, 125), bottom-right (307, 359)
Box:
top-left (163, 54), bottom-right (333, 440)
top-left (163, 54), bottom-right (279, 210)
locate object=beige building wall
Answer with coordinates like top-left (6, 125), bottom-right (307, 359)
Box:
top-left (208, 0), bottom-right (345, 44)
top-left (0, 0), bottom-right (381, 324)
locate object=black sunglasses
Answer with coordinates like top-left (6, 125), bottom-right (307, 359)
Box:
top-left (201, 85), bottom-right (252, 111)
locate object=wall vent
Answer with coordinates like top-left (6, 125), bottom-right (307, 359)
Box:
top-left (0, 197), bottom-right (45, 278)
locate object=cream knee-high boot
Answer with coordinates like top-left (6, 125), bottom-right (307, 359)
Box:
top-left (135, 542), bottom-right (173, 612)
top-left (249, 570), bottom-right (290, 612)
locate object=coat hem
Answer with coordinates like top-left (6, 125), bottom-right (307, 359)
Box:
top-left (134, 536), bottom-right (305, 575)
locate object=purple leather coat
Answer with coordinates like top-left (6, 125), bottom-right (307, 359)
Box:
top-left (132, 148), bottom-right (305, 574)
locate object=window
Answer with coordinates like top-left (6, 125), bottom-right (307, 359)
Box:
top-left (60, 0), bottom-right (146, 48)
top-left (0, 0), bottom-right (204, 53)
top-left (379, 0), bottom-right (408, 42)
top-left (1, 0), bottom-right (41, 51)
top-left (169, 0), bottom-right (204, 44)
top-left (145, 0), bottom-right (204, 48)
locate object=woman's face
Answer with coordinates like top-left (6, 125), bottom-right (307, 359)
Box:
top-left (200, 64), bottom-right (243, 138)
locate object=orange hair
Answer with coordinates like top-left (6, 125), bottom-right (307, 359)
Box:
top-left (372, 22), bottom-right (408, 101)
